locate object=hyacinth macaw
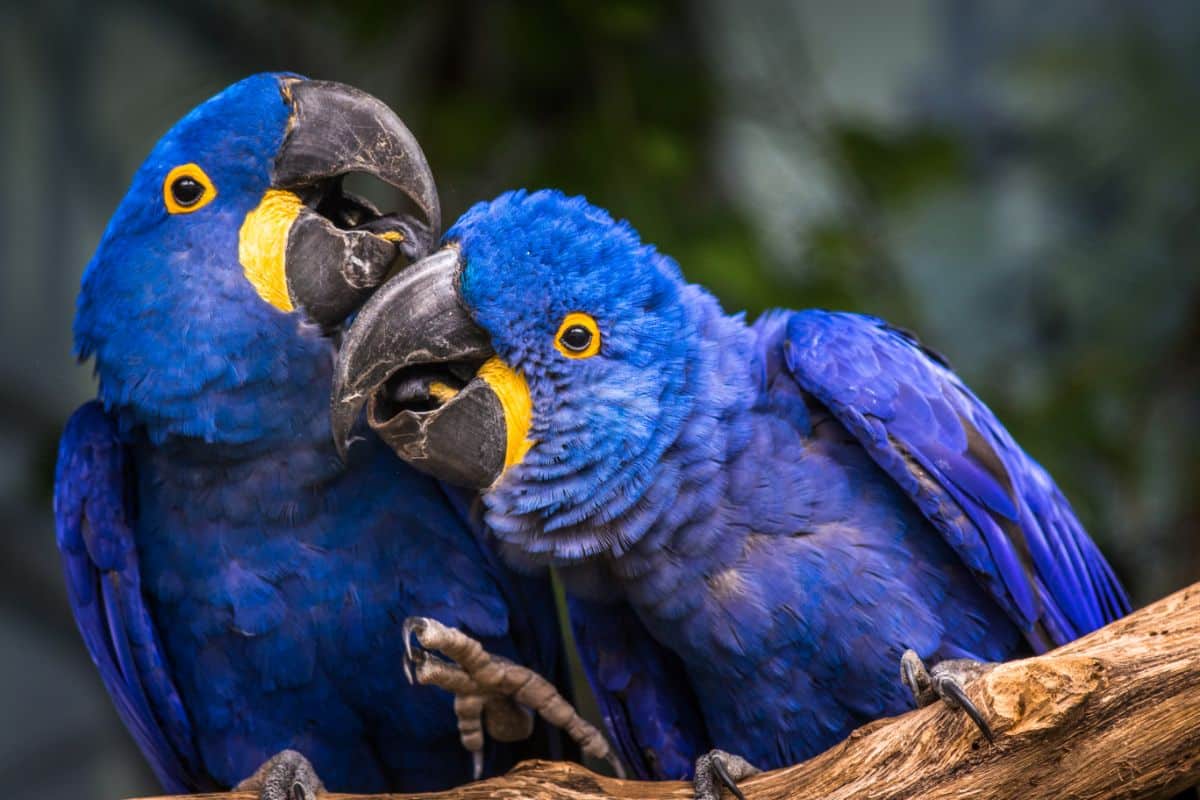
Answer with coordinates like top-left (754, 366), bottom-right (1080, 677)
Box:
top-left (54, 76), bottom-right (565, 798)
top-left (331, 189), bottom-right (1130, 798)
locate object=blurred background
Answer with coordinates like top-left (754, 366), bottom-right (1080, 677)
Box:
top-left (2, 0), bottom-right (1198, 797)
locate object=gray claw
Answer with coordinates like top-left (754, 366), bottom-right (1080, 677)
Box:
top-left (402, 616), bottom-right (429, 684)
top-left (402, 617), bottom-right (419, 662)
top-left (900, 648), bottom-right (935, 705)
top-left (693, 750), bottom-right (760, 800)
top-left (935, 673), bottom-right (995, 742)
top-left (901, 648), bottom-right (995, 743)
top-left (711, 757), bottom-right (747, 800)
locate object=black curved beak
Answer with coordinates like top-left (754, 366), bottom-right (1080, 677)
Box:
top-left (271, 79), bottom-right (440, 327)
top-left (331, 247), bottom-right (516, 489)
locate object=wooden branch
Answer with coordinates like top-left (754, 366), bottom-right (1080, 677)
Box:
top-left (138, 582), bottom-right (1200, 800)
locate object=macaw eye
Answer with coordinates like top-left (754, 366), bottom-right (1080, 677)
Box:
top-left (561, 326), bottom-right (591, 350)
top-left (163, 163), bottom-right (217, 214)
top-left (555, 312), bottom-right (601, 359)
top-left (171, 177), bottom-right (203, 206)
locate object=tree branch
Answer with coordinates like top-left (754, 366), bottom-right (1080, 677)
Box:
top-left (136, 582), bottom-right (1200, 800)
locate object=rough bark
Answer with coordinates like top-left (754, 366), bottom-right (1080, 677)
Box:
top-left (136, 581), bottom-right (1200, 800)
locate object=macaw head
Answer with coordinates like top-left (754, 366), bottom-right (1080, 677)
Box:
top-left (76, 73), bottom-right (438, 443)
top-left (333, 189), bottom-right (728, 559)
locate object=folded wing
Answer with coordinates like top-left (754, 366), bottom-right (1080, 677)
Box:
top-left (54, 401), bottom-right (203, 791)
top-left (782, 311), bottom-right (1129, 650)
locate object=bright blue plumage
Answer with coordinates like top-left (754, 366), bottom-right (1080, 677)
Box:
top-left (438, 189), bottom-right (1130, 776)
top-left (54, 76), bottom-right (563, 793)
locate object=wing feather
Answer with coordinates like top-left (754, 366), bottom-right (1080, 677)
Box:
top-left (54, 402), bottom-right (202, 791)
top-left (782, 311), bottom-right (1129, 649)
top-left (567, 596), bottom-right (708, 780)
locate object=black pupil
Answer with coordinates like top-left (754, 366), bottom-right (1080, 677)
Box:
top-left (561, 325), bottom-right (593, 352)
top-left (171, 176), bottom-right (204, 206)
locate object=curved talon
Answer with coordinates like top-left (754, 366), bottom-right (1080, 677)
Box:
top-left (402, 616), bottom-right (433, 685)
top-left (936, 676), bottom-right (995, 742)
top-left (901, 649), bottom-right (996, 743)
top-left (711, 757), bottom-right (749, 800)
top-left (900, 648), bottom-right (934, 705)
top-left (402, 616), bottom-right (424, 664)
top-left (403, 647), bottom-right (431, 686)
top-left (694, 750), bottom-right (759, 800)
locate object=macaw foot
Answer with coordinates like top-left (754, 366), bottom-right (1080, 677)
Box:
top-left (693, 749), bottom-right (761, 800)
top-left (402, 616), bottom-right (625, 779)
top-left (235, 749), bottom-right (324, 800)
top-left (900, 649), bottom-right (996, 742)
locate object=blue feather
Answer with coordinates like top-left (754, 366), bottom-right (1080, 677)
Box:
top-left (567, 595), bottom-right (707, 780)
top-left (784, 311), bottom-right (1129, 644)
top-left (58, 77), bottom-right (566, 792)
top-left (55, 402), bottom-right (201, 792)
top-left (435, 189), bottom-right (1130, 774)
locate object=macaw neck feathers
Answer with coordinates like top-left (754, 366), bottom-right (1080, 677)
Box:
top-left (484, 285), bottom-right (759, 572)
top-left (91, 313), bottom-right (336, 448)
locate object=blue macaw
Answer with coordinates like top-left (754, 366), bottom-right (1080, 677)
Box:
top-left (54, 76), bottom-right (565, 797)
top-left (331, 188), bottom-right (1131, 797)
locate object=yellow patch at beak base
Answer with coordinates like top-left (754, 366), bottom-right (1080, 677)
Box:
top-left (477, 356), bottom-right (534, 472)
top-left (238, 189), bottom-right (303, 312)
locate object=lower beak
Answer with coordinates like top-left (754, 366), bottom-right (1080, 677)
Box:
top-left (264, 79), bottom-right (441, 327)
top-left (331, 247), bottom-right (519, 489)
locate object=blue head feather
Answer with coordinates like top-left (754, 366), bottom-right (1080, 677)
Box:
top-left (447, 189), bottom-right (755, 562)
top-left (74, 72), bottom-right (325, 445)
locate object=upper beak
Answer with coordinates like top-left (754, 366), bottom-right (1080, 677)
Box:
top-left (331, 247), bottom-right (521, 489)
top-left (270, 79), bottom-right (441, 327)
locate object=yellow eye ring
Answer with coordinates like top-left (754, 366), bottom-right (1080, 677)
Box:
top-left (555, 312), bottom-right (601, 359)
top-left (163, 163), bottom-right (217, 214)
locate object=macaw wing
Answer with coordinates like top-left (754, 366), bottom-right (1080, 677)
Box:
top-left (781, 311), bottom-right (1129, 650)
top-left (54, 401), bottom-right (202, 792)
top-left (567, 596), bottom-right (708, 780)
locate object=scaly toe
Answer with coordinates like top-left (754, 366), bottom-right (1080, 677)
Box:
top-left (236, 749), bottom-right (324, 800)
